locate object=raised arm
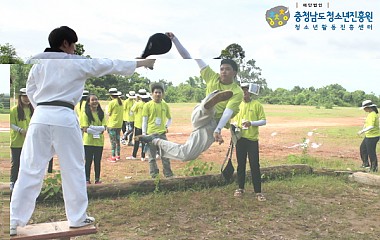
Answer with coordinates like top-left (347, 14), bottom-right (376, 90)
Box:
top-left (165, 32), bottom-right (207, 70)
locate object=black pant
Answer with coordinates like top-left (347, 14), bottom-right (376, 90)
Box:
top-left (360, 136), bottom-right (379, 171)
top-left (122, 121), bottom-right (135, 142)
top-left (235, 138), bottom-right (261, 193)
top-left (122, 121), bottom-right (127, 134)
top-left (10, 148), bottom-right (22, 183)
top-left (84, 145), bottom-right (104, 181)
top-left (132, 127), bottom-right (145, 158)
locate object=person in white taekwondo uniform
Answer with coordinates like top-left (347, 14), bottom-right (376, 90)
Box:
top-left (10, 26), bottom-right (155, 236)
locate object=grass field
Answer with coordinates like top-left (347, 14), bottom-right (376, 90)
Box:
top-left (1, 104), bottom-right (379, 239)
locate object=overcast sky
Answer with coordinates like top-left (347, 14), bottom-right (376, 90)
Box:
top-left (1, 0), bottom-right (379, 95)
top-left (0, 65), bottom-right (10, 94)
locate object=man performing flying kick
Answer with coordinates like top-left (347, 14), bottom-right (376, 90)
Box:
top-left (135, 32), bottom-right (243, 161)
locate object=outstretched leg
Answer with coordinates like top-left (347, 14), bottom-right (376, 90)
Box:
top-left (135, 90), bottom-right (233, 161)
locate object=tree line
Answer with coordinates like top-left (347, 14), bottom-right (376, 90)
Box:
top-left (3, 42), bottom-right (379, 108)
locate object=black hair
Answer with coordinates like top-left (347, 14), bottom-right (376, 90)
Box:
top-left (221, 59), bottom-right (238, 72)
top-left (84, 94), bottom-right (104, 124)
top-left (142, 97), bottom-right (151, 103)
top-left (48, 26), bottom-right (78, 48)
top-left (78, 97), bottom-right (87, 111)
top-left (371, 106), bottom-right (378, 114)
top-left (110, 95), bottom-right (123, 105)
top-left (151, 83), bottom-right (165, 93)
top-left (17, 95), bottom-right (34, 121)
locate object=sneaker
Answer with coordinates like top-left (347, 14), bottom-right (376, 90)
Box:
top-left (256, 193), bottom-right (267, 202)
top-left (127, 142), bottom-right (134, 146)
top-left (121, 139), bottom-right (127, 145)
top-left (134, 134), bottom-right (159, 143)
top-left (204, 90), bottom-right (233, 109)
top-left (141, 157), bottom-right (145, 161)
top-left (360, 164), bottom-right (370, 168)
top-left (10, 225), bottom-right (17, 236)
top-left (86, 180), bottom-right (91, 185)
top-left (10, 182), bottom-right (14, 191)
top-left (126, 156), bottom-right (137, 160)
top-left (234, 189), bottom-right (245, 197)
top-left (70, 216), bottom-right (95, 228)
top-left (107, 157), bottom-right (117, 163)
top-left (115, 156), bottom-right (120, 161)
top-left (95, 180), bottom-right (102, 184)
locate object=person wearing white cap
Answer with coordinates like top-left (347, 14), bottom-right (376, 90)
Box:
top-left (127, 90), bottom-right (150, 161)
top-left (121, 91), bottom-right (136, 146)
top-left (10, 26), bottom-right (155, 236)
top-left (75, 89), bottom-right (89, 117)
top-left (358, 100), bottom-right (379, 172)
top-left (10, 88), bottom-right (34, 191)
top-left (232, 83), bottom-right (266, 200)
top-left (107, 88), bottom-right (123, 163)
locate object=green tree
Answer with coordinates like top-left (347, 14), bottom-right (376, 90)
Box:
top-left (351, 90), bottom-right (366, 107)
top-left (10, 64), bottom-right (33, 97)
top-left (0, 43), bottom-right (24, 64)
top-left (74, 43), bottom-right (91, 58)
top-left (218, 43), bottom-right (268, 96)
top-left (218, 43), bottom-right (245, 65)
top-left (239, 59), bottom-right (268, 92)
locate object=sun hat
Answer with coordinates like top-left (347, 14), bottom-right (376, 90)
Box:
top-left (108, 87), bottom-right (122, 96)
top-left (138, 89), bottom-right (147, 95)
top-left (126, 91), bottom-right (136, 98)
top-left (82, 90), bottom-right (89, 97)
top-left (140, 92), bottom-right (151, 99)
top-left (361, 100), bottom-right (377, 109)
top-left (19, 88), bottom-right (27, 96)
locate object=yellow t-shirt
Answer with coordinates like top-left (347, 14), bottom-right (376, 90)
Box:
top-left (364, 111), bottom-right (380, 138)
top-left (123, 98), bottom-right (135, 122)
top-left (131, 101), bottom-right (145, 129)
top-left (235, 100), bottom-right (266, 141)
top-left (10, 106), bottom-right (32, 148)
top-left (75, 100), bottom-right (87, 117)
top-left (142, 100), bottom-right (171, 135)
top-left (201, 66), bottom-right (243, 119)
top-left (107, 98), bottom-right (124, 128)
top-left (81, 111), bottom-right (107, 147)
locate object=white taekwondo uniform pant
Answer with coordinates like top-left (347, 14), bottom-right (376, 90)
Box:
top-left (154, 94), bottom-right (218, 161)
top-left (10, 122), bottom-right (88, 227)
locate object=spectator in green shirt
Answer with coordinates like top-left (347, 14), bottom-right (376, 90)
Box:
top-left (142, 83), bottom-right (173, 178)
top-left (81, 94), bottom-right (106, 184)
top-left (233, 83), bottom-right (266, 201)
top-left (106, 88), bottom-right (124, 163)
top-left (358, 100), bottom-right (379, 172)
top-left (10, 88), bottom-right (34, 191)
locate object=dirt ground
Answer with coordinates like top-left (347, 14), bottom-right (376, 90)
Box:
top-left (0, 115), bottom-right (363, 182)
top-left (88, 116), bottom-right (363, 183)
